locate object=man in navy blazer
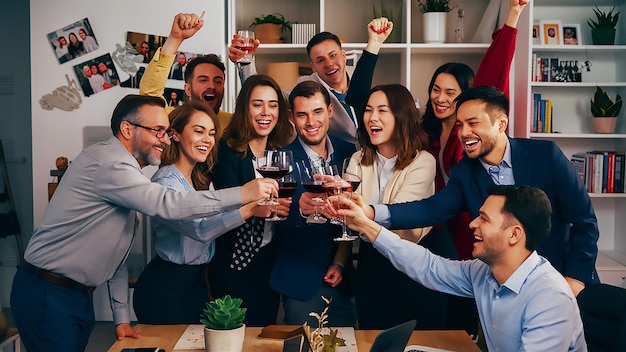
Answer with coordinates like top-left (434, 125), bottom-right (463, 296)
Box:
top-left (272, 81), bottom-right (357, 326)
top-left (363, 86), bottom-right (599, 296)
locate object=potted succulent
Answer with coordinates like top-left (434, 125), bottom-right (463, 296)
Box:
top-left (200, 295), bottom-right (247, 352)
top-left (416, 0), bottom-right (455, 43)
top-left (587, 5), bottom-right (620, 45)
top-left (250, 13), bottom-right (293, 44)
top-left (591, 86), bottom-right (622, 133)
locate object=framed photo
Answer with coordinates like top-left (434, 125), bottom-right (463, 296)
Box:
top-left (532, 20), bottom-right (543, 45)
top-left (562, 23), bottom-right (582, 45)
top-left (46, 17), bottom-right (99, 64)
top-left (541, 20), bottom-right (562, 45)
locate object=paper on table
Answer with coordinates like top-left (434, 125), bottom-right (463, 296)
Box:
top-left (173, 324), bottom-right (205, 350)
top-left (404, 345), bottom-right (457, 352)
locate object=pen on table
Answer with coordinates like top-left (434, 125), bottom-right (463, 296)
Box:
top-left (153, 348), bottom-right (160, 352)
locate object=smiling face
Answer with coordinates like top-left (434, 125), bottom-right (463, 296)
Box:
top-left (140, 42), bottom-right (149, 55)
top-left (130, 105), bottom-right (171, 167)
top-left (82, 65), bottom-right (92, 77)
top-left (185, 63), bottom-right (225, 114)
top-left (290, 92), bottom-right (332, 147)
top-left (363, 90), bottom-right (396, 157)
top-left (97, 62), bottom-right (108, 74)
top-left (78, 29), bottom-right (87, 40)
top-left (172, 111), bottom-right (216, 166)
top-left (469, 195), bottom-right (512, 265)
top-left (248, 85), bottom-right (279, 139)
top-left (430, 72), bottom-right (463, 122)
top-left (455, 100), bottom-right (507, 163)
top-left (308, 40), bottom-right (347, 90)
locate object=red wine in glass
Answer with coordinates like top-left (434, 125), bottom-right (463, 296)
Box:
top-left (278, 181), bottom-right (297, 198)
top-left (302, 181), bottom-right (326, 194)
top-left (257, 167), bottom-right (291, 180)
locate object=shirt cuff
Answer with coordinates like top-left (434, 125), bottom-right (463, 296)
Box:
top-left (372, 204), bottom-right (391, 227)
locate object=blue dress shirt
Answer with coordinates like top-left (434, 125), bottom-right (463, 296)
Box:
top-left (373, 229), bottom-right (587, 351)
top-left (151, 164), bottom-right (245, 265)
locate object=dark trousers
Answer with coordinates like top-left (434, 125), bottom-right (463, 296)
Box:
top-left (10, 268), bottom-right (95, 352)
top-left (133, 256), bottom-right (209, 324)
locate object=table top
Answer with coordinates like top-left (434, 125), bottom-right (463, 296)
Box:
top-left (108, 324), bottom-right (481, 352)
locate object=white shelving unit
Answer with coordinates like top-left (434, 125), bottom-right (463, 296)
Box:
top-left (224, 0), bottom-right (494, 112)
top-left (512, 0), bottom-right (626, 286)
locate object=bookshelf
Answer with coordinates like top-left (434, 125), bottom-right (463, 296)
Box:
top-left (512, 0), bottom-right (626, 287)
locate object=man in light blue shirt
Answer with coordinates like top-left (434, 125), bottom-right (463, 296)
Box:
top-left (341, 185), bottom-right (587, 351)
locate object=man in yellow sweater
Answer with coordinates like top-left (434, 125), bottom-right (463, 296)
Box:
top-left (140, 13), bottom-right (232, 132)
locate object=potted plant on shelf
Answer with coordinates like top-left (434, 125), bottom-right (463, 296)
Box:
top-left (416, 0), bottom-right (455, 43)
top-left (591, 86), bottom-right (622, 133)
top-left (200, 295), bottom-right (247, 352)
top-left (250, 13), bottom-right (293, 44)
top-left (587, 5), bottom-right (620, 45)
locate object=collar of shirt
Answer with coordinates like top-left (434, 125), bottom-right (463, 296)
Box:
top-left (298, 136), bottom-right (334, 166)
top-left (479, 138), bottom-right (514, 185)
top-left (500, 251), bottom-right (542, 294)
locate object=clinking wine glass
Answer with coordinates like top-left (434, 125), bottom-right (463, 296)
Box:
top-left (236, 30), bottom-right (255, 63)
top-left (297, 161), bottom-right (327, 224)
top-left (324, 177), bottom-right (357, 242)
top-left (254, 150), bottom-right (294, 210)
top-left (275, 171), bottom-right (296, 221)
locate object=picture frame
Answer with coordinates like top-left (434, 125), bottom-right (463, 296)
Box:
top-left (47, 17), bottom-right (99, 64)
top-left (532, 20), bottom-right (543, 45)
top-left (540, 20), bottom-right (562, 45)
top-left (562, 23), bottom-right (582, 45)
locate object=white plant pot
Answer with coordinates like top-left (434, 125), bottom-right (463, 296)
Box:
top-left (423, 12), bottom-right (448, 43)
top-left (204, 324), bottom-right (245, 352)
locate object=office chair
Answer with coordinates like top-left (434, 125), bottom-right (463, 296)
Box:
top-left (577, 283), bottom-right (626, 352)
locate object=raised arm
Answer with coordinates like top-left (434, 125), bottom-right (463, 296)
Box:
top-left (345, 17), bottom-right (393, 115)
top-left (473, 0), bottom-right (529, 97)
top-left (140, 13), bottom-right (204, 99)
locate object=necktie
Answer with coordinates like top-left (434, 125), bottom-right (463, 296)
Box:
top-left (230, 216), bottom-right (265, 271)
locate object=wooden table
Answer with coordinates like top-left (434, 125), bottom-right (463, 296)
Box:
top-left (109, 324), bottom-right (480, 352)
top-left (108, 324), bottom-right (481, 352)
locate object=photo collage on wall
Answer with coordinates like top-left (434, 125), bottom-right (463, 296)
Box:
top-left (45, 19), bottom-right (206, 103)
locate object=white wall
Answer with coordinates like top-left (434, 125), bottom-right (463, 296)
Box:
top-left (30, 0), bottom-right (226, 228)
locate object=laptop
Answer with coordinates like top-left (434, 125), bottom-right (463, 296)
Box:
top-left (370, 320), bottom-right (417, 352)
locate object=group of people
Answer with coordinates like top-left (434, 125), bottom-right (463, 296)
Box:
top-left (78, 60), bottom-right (119, 96)
top-left (54, 27), bottom-right (99, 63)
top-left (12, 1), bottom-right (597, 351)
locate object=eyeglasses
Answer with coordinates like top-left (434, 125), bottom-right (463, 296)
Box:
top-left (127, 121), bottom-right (173, 139)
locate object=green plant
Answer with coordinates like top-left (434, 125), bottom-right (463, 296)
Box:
top-left (250, 13), bottom-right (293, 32)
top-left (416, 0), bottom-right (455, 13)
top-left (591, 86), bottom-right (622, 117)
top-left (200, 295), bottom-right (247, 330)
top-left (587, 5), bottom-right (620, 30)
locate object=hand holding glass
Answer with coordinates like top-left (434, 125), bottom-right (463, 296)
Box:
top-left (297, 161), bottom-right (328, 224)
top-left (254, 150), bottom-right (294, 211)
top-left (236, 30), bottom-right (255, 63)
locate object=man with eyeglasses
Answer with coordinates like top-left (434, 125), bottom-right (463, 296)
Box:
top-left (10, 95), bottom-right (278, 352)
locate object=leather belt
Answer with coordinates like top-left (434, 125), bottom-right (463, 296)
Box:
top-left (20, 260), bottom-right (96, 293)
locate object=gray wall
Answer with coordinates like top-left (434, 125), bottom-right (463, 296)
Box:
top-left (0, 1), bottom-right (32, 307)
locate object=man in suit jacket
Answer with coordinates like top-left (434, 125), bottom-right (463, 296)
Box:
top-left (272, 81), bottom-right (357, 327)
top-left (231, 18), bottom-right (393, 147)
top-left (359, 86), bottom-right (599, 296)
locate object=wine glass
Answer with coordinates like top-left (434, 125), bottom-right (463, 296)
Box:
top-left (254, 150), bottom-right (294, 208)
top-left (324, 177), bottom-right (357, 242)
top-left (236, 30), bottom-right (255, 63)
top-left (341, 158), bottom-right (362, 195)
top-left (274, 171), bottom-right (296, 221)
top-left (297, 161), bottom-right (333, 224)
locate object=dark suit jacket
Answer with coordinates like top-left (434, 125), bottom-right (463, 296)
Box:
top-left (271, 136), bottom-right (356, 300)
top-left (388, 138), bottom-right (599, 284)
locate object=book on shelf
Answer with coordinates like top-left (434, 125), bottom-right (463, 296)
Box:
top-left (571, 152), bottom-right (626, 193)
top-left (531, 95), bottom-right (552, 133)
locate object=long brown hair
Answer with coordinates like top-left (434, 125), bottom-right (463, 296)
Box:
top-left (223, 74), bottom-right (292, 157)
top-left (161, 101), bottom-right (221, 190)
top-left (358, 84), bottom-right (428, 170)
